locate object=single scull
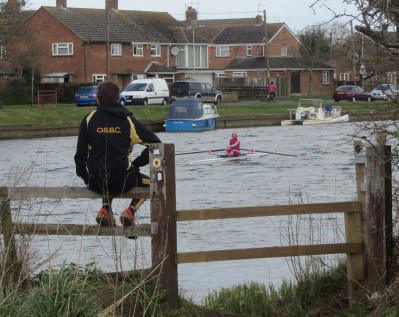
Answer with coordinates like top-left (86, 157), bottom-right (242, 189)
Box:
top-left (189, 152), bottom-right (268, 165)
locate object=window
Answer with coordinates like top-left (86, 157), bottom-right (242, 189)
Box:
top-left (339, 73), bottom-right (349, 81)
top-left (216, 46), bottom-right (230, 57)
top-left (387, 72), bottom-right (397, 84)
top-left (322, 71), bottom-right (330, 84)
top-left (215, 72), bottom-right (225, 78)
top-left (150, 44), bottom-right (161, 56)
top-left (0, 45), bottom-right (6, 59)
top-left (246, 46), bottom-right (252, 57)
top-left (233, 72), bottom-right (247, 78)
top-left (133, 44), bottom-right (143, 56)
top-left (111, 43), bottom-right (122, 56)
top-left (93, 74), bottom-right (107, 82)
top-left (52, 43), bottom-right (73, 56)
top-left (176, 45), bottom-right (208, 69)
top-left (280, 44), bottom-right (287, 56)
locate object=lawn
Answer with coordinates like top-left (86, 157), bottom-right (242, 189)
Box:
top-left (0, 99), bottom-right (387, 126)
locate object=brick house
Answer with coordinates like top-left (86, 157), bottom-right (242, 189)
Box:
top-left (331, 31), bottom-right (398, 91)
top-left (1, 0), bottom-right (334, 96)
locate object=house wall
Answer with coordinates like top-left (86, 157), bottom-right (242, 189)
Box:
top-left (268, 27), bottom-right (301, 57)
top-left (14, 8), bottom-right (177, 89)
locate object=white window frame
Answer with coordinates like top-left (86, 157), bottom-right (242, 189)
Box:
top-left (233, 72), bottom-right (247, 78)
top-left (52, 43), bottom-right (73, 56)
top-left (92, 74), bottom-right (107, 82)
top-left (111, 43), bottom-right (122, 56)
top-left (133, 44), bottom-right (143, 56)
top-left (387, 72), bottom-right (397, 84)
top-left (322, 71), bottom-right (330, 84)
top-left (246, 45), bottom-right (252, 57)
top-left (215, 72), bottom-right (225, 78)
top-left (0, 45), bottom-right (6, 59)
top-left (150, 44), bottom-right (161, 56)
top-left (216, 46), bottom-right (230, 57)
top-left (339, 73), bottom-right (349, 81)
top-left (280, 44), bottom-right (287, 56)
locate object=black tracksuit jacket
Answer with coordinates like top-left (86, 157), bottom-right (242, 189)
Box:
top-left (74, 103), bottom-right (161, 184)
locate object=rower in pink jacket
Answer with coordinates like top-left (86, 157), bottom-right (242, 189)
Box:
top-left (225, 131), bottom-right (241, 156)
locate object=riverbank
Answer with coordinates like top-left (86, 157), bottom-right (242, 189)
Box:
top-left (0, 110), bottom-right (389, 140)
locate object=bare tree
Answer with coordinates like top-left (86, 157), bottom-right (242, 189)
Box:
top-left (298, 26), bottom-right (332, 96)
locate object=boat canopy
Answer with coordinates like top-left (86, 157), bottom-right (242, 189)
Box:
top-left (168, 99), bottom-right (204, 119)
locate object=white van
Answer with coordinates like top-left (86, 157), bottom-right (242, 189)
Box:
top-left (121, 78), bottom-right (169, 106)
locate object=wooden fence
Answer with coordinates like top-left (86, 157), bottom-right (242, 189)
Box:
top-left (0, 141), bottom-right (393, 308)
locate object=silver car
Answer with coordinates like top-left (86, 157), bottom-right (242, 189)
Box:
top-left (370, 84), bottom-right (399, 101)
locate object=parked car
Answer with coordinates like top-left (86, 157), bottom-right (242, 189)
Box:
top-left (75, 85), bottom-right (128, 107)
top-left (170, 80), bottom-right (222, 105)
top-left (75, 86), bottom-right (98, 107)
top-left (121, 78), bottom-right (169, 106)
top-left (370, 84), bottom-right (399, 101)
top-left (332, 85), bottom-right (372, 102)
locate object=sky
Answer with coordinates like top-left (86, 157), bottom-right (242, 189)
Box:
top-left (26, 0), bottom-right (359, 33)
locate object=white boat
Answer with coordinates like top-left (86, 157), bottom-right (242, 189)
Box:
top-left (281, 99), bottom-right (349, 126)
top-left (190, 152), bottom-right (268, 165)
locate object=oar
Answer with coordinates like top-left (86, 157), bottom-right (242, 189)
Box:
top-left (176, 149), bottom-right (226, 156)
top-left (243, 148), bottom-right (307, 158)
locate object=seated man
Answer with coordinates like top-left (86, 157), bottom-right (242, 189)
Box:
top-left (74, 81), bottom-right (161, 227)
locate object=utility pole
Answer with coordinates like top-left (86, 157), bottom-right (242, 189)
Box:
top-left (105, 1), bottom-right (110, 81)
top-left (350, 20), bottom-right (356, 84)
top-left (263, 10), bottom-right (270, 85)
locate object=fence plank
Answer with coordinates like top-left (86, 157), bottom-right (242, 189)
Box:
top-left (6, 186), bottom-right (150, 199)
top-left (177, 201), bottom-right (362, 221)
top-left (177, 243), bottom-right (363, 264)
top-left (1, 223), bottom-right (151, 237)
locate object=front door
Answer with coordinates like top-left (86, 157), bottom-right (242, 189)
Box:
top-left (291, 71), bottom-right (300, 94)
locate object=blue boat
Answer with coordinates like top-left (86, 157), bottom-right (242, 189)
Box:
top-left (164, 98), bottom-right (219, 132)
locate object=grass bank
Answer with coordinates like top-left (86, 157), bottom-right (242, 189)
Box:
top-left (0, 98), bottom-right (386, 126)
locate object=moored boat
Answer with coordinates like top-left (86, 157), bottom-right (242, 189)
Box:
top-left (164, 98), bottom-right (219, 132)
top-left (281, 99), bottom-right (349, 126)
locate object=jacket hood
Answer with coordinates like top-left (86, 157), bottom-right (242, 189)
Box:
top-left (97, 103), bottom-right (132, 118)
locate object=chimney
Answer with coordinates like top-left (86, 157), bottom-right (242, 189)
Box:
top-left (56, 0), bottom-right (67, 7)
top-left (186, 6), bottom-right (198, 24)
top-left (106, 0), bottom-right (118, 10)
top-left (255, 14), bottom-right (263, 26)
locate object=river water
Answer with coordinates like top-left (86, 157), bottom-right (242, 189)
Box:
top-left (0, 123), bottom-right (360, 303)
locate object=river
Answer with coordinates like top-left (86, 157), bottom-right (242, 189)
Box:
top-left (0, 123), bottom-right (359, 303)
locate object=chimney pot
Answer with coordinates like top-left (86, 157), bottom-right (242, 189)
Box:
top-left (106, 0), bottom-right (118, 10)
top-left (56, 0), bottom-right (67, 7)
top-left (255, 14), bottom-right (263, 25)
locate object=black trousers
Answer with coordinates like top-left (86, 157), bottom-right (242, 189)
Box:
top-left (88, 167), bottom-right (149, 195)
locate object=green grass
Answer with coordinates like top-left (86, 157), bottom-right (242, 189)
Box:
top-left (0, 99), bottom-right (389, 126)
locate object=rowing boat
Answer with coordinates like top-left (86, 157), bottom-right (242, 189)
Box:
top-left (190, 152), bottom-right (268, 164)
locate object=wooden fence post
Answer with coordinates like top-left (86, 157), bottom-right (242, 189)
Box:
top-left (149, 143), bottom-right (178, 308)
top-left (0, 186), bottom-right (20, 284)
top-left (365, 134), bottom-right (392, 292)
top-left (346, 140), bottom-right (366, 299)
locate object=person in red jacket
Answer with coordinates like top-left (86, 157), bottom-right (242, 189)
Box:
top-left (225, 131), bottom-right (241, 156)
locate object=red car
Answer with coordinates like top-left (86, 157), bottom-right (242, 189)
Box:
top-left (333, 85), bottom-right (372, 102)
